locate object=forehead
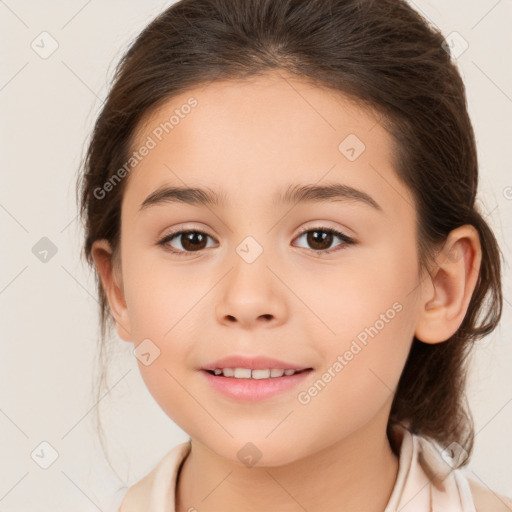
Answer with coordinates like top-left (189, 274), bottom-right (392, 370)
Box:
top-left (124, 71), bottom-right (415, 219)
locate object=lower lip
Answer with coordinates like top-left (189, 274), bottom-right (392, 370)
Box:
top-left (200, 369), bottom-right (313, 402)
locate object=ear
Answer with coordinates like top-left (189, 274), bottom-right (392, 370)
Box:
top-left (90, 239), bottom-right (132, 342)
top-left (414, 225), bottom-right (482, 344)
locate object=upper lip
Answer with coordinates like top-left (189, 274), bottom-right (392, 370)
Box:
top-left (200, 355), bottom-right (312, 371)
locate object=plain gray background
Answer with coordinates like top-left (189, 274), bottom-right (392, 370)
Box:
top-left (1, 1), bottom-right (511, 510)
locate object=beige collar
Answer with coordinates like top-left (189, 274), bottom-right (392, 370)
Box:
top-left (119, 424), bottom-right (511, 511)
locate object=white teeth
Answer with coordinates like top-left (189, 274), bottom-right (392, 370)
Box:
top-left (211, 368), bottom-right (302, 379)
top-left (252, 369), bottom-right (270, 379)
top-left (234, 368), bottom-right (252, 379)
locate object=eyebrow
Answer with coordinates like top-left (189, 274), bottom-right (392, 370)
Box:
top-left (138, 182), bottom-right (382, 213)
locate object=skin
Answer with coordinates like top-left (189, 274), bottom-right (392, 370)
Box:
top-left (91, 70), bottom-right (482, 512)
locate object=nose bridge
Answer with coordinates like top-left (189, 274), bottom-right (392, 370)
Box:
top-left (235, 233), bottom-right (267, 266)
top-left (218, 191), bottom-right (290, 270)
top-left (223, 203), bottom-right (277, 270)
top-left (224, 203), bottom-right (292, 288)
top-left (227, 232), bottom-right (273, 291)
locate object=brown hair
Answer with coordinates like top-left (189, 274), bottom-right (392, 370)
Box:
top-left (76, 0), bottom-right (503, 471)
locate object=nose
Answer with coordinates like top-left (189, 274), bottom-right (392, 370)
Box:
top-left (215, 253), bottom-right (288, 330)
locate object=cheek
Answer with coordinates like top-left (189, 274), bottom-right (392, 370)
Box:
top-left (298, 242), bottom-right (418, 410)
top-left (296, 241), bottom-right (418, 345)
top-left (136, 359), bottom-right (209, 445)
top-left (120, 249), bottom-right (211, 429)
top-left (293, 299), bottom-right (415, 455)
top-left (122, 248), bottom-right (211, 339)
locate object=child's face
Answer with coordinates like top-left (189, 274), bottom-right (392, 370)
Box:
top-left (114, 71), bottom-right (426, 465)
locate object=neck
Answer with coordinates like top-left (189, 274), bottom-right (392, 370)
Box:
top-left (175, 414), bottom-right (400, 512)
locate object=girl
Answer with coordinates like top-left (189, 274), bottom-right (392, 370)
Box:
top-left (76, 0), bottom-right (511, 510)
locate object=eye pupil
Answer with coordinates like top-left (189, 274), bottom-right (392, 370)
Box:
top-left (182, 232), bottom-right (207, 251)
top-left (307, 230), bottom-right (333, 250)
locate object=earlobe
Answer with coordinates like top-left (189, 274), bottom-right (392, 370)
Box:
top-left (90, 239), bottom-right (132, 342)
top-left (414, 225), bottom-right (482, 344)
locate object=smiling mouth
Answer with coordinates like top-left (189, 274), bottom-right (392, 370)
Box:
top-left (203, 368), bottom-right (313, 379)
top-left (201, 367), bottom-right (314, 402)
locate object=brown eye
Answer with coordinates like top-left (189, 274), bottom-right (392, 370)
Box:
top-left (294, 227), bottom-right (354, 254)
top-left (305, 230), bottom-right (334, 251)
top-left (158, 230), bottom-right (216, 254)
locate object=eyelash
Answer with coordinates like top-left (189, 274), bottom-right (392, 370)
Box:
top-left (156, 225), bottom-right (355, 257)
